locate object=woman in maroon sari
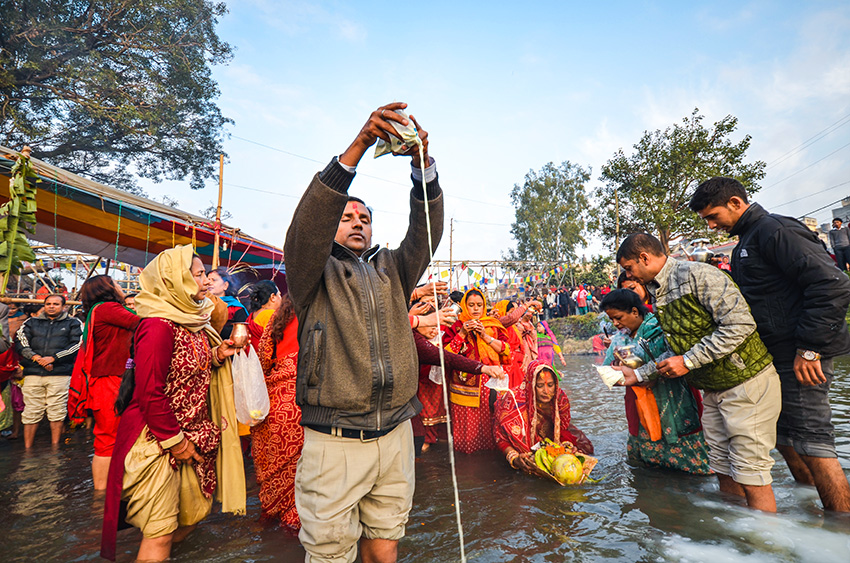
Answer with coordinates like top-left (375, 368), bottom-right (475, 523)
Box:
top-left (250, 293), bottom-right (302, 532)
top-left (443, 288), bottom-right (511, 453)
top-left (412, 325), bottom-right (506, 454)
top-left (494, 360), bottom-right (593, 472)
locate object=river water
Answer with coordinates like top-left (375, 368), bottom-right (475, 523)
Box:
top-left (2, 355), bottom-right (849, 562)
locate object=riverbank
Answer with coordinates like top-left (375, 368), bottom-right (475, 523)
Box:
top-left (547, 313), bottom-right (599, 355)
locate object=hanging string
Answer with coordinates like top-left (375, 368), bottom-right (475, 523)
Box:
top-left (233, 236), bottom-right (254, 265)
top-left (227, 231), bottom-right (235, 267)
top-left (114, 201), bottom-right (123, 262)
top-left (171, 221), bottom-right (176, 248)
top-left (416, 142), bottom-right (466, 562)
top-left (191, 224), bottom-right (197, 250)
top-left (144, 213), bottom-right (152, 264)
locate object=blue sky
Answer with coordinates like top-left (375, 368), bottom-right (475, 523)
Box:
top-left (140, 0), bottom-right (850, 262)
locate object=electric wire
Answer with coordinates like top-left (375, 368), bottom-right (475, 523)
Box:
top-left (766, 112), bottom-right (850, 169)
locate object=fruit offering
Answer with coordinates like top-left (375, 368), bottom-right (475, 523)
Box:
top-left (531, 438), bottom-right (597, 486)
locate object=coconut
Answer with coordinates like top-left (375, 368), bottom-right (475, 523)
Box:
top-left (551, 453), bottom-right (583, 484)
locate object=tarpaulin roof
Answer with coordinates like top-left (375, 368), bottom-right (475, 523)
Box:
top-left (0, 146), bottom-right (284, 274)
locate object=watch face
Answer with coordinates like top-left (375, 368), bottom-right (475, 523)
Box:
top-left (803, 351), bottom-right (816, 361)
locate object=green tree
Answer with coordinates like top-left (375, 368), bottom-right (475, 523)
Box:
top-left (0, 0), bottom-right (233, 194)
top-left (576, 255), bottom-right (614, 286)
top-left (596, 109), bottom-right (765, 251)
top-left (508, 161), bottom-right (592, 264)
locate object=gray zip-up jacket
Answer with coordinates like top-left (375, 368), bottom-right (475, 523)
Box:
top-left (284, 157), bottom-right (443, 431)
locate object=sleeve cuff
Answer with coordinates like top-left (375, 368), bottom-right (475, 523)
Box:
top-left (319, 157), bottom-right (356, 194)
top-left (684, 352), bottom-right (701, 370)
top-left (159, 431), bottom-right (185, 450)
top-left (411, 157), bottom-right (437, 183)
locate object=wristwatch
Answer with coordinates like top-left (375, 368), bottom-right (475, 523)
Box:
top-left (683, 355), bottom-right (695, 371)
top-left (797, 349), bottom-right (821, 361)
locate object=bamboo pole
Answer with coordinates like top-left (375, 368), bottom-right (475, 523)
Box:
top-left (212, 154), bottom-right (224, 269)
top-left (0, 296), bottom-right (81, 306)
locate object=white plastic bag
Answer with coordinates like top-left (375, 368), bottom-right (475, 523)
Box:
top-left (231, 345), bottom-right (270, 426)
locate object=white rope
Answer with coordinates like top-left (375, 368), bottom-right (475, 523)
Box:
top-left (416, 142), bottom-right (467, 562)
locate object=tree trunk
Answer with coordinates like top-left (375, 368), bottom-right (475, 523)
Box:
top-left (658, 228), bottom-right (671, 254)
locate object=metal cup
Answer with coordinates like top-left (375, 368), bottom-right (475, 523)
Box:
top-left (230, 322), bottom-right (249, 348)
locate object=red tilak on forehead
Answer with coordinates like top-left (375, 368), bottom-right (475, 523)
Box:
top-left (352, 202), bottom-right (360, 214)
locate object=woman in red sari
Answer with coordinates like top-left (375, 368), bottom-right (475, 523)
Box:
top-left (412, 325), bottom-right (506, 454)
top-left (74, 275), bottom-right (140, 490)
top-left (246, 280), bottom-right (281, 349)
top-left (250, 293), bottom-right (302, 532)
top-left (443, 288), bottom-right (511, 453)
top-left (495, 360), bottom-right (593, 472)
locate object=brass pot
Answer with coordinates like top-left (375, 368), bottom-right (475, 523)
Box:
top-left (230, 322), bottom-right (249, 348)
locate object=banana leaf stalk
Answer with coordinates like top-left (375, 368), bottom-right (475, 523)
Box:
top-left (0, 147), bottom-right (39, 294)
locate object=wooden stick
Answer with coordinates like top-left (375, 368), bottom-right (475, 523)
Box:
top-left (213, 153), bottom-right (224, 269)
top-left (0, 297), bottom-right (81, 305)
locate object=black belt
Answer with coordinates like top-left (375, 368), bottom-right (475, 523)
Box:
top-left (305, 424), bottom-right (395, 441)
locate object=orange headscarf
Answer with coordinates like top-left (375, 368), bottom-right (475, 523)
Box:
top-left (459, 289), bottom-right (507, 365)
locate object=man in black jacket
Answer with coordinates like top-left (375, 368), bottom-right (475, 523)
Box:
top-left (16, 294), bottom-right (83, 449)
top-left (690, 177), bottom-right (850, 512)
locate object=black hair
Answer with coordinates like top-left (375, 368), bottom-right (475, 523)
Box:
top-left (688, 177), bottom-right (749, 212)
top-left (465, 288), bottom-right (484, 302)
top-left (449, 290), bottom-right (464, 304)
top-left (45, 293), bottom-right (66, 305)
top-left (616, 233), bottom-right (666, 262)
top-left (599, 288), bottom-right (649, 317)
top-left (210, 267), bottom-right (238, 297)
top-left (248, 280), bottom-right (279, 313)
top-left (347, 196), bottom-right (373, 219)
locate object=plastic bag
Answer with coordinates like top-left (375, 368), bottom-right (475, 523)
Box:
top-left (374, 109), bottom-right (421, 158)
top-left (231, 346), bottom-right (270, 426)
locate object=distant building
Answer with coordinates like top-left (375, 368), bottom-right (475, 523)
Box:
top-left (802, 216), bottom-right (818, 231)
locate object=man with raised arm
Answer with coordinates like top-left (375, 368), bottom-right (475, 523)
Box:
top-left (284, 102), bottom-right (443, 563)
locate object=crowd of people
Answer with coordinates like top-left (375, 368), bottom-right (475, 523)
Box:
top-left (1, 105), bottom-right (849, 563)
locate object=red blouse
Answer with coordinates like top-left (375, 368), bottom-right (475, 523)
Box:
top-left (89, 302), bottom-right (140, 377)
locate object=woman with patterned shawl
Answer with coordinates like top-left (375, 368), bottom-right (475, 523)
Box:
top-left (443, 288), bottom-right (511, 453)
top-left (600, 289), bottom-right (711, 475)
top-left (250, 292), bottom-right (302, 532)
top-left (494, 360), bottom-right (593, 472)
top-left (101, 245), bottom-right (245, 562)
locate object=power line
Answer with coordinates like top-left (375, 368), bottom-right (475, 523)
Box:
top-left (771, 180), bottom-right (850, 209)
top-left (766, 112), bottom-right (850, 169)
top-left (796, 197), bottom-right (846, 220)
top-left (764, 139), bottom-right (850, 189)
top-left (230, 134), bottom-right (512, 209)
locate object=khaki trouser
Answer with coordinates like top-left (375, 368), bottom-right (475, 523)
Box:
top-left (701, 365), bottom-right (782, 486)
top-left (295, 421), bottom-right (415, 563)
top-left (21, 375), bottom-right (70, 424)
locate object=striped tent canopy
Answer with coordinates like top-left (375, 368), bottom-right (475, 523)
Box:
top-left (0, 146), bottom-right (284, 277)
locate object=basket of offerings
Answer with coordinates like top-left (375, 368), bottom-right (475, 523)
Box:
top-left (528, 438), bottom-right (598, 486)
